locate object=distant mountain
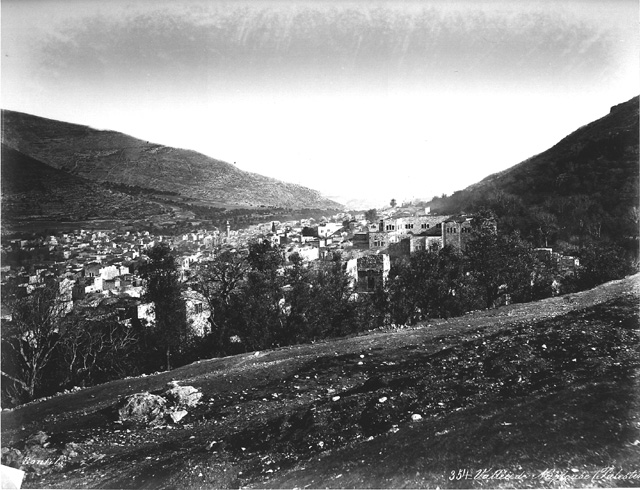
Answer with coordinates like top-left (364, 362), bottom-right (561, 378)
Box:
top-left (428, 96), bottom-right (639, 247)
top-left (1, 110), bottom-right (342, 210)
top-left (1, 144), bottom-right (169, 228)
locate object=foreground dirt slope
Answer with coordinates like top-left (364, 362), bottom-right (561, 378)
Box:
top-left (2, 274), bottom-right (639, 488)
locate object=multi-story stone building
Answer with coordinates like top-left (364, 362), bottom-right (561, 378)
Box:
top-left (369, 232), bottom-right (390, 250)
top-left (356, 254), bottom-right (390, 292)
top-left (442, 215), bottom-right (496, 251)
top-left (442, 216), bottom-right (474, 251)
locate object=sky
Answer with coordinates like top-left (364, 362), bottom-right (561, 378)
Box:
top-left (2, 0), bottom-right (638, 208)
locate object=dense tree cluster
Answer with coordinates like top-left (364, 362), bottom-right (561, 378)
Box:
top-left (192, 241), bottom-right (374, 357)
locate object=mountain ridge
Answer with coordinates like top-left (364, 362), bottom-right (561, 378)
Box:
top-left (466, 96), bottom-right (639, 194)
top-left (1, 110), bottom-right (342, 210)
top-left (428, 95), bottom-right (639, 247)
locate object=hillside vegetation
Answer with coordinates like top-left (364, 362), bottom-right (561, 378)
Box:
top-left (1, 110), bottom-right (341, 210)
top-left (1, 274), bottom-right (638, 488)
top-left (428, 96), bottom-right (639, 250)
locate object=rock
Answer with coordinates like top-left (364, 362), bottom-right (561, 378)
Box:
top-left (118, 393), bottom-right (168, 425)
top-left (1, 448), bottom-right (23, 469)
top-left (62, 443), bottom-right (83, 459)
top-left (20, 445), bottom-right (60, 475)
top-left (163, 385), bottom-right (202, 408)
top-left (169, 410), bottom-right (188, 423)
top-left (25, 431), bottom-right (48, 448)
top-left (411, 414), bottom-right (423, 422)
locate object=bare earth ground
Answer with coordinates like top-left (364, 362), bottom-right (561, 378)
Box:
top-left (2, 273), bottom-right (639, 489)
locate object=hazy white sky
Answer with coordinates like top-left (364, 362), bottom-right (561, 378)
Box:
top-left (2, 0), bottom-right (638, 207)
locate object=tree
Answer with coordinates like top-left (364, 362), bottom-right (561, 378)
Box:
top-left (364, 209), bottom-right (378, 223)
top-left (192, 248), bottom-right (248, 355)
top-left (282, 252), bottom-right (315, 343)
top-left (575, 241), bottom-right (635, 290)
top-left (388, 246), bottom-right (471, 324)
top-left (309, 253), bottom-right (356, 338)
top-left (464, 226), bottom-right (536, 308)
top-left (235, 240), bottom-right (286, 350)
top-left (58, 310), bottom-right (139, 388)
top-left (390, 198), bottom-right (397, 208)
top-left (139, 243), bottom-right (188, 370)
top-left (1, 279), bottom-right (70, 402)
top-left (531, 208), bottom-right (559, 247)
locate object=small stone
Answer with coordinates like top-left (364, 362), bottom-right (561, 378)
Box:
top-left (332, 396), bottom-right (340, 402)
top-left (170, 410), bottom-right (188, 423)
top-left (411, 414), bottom-right (423, 422)
top-left (378, 397), bottom-right (387, 403)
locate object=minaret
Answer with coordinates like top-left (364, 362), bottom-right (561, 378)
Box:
top-left (226, 220), bottom-right (231, 238)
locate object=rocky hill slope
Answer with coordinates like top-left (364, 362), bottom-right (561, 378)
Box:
top-left (467, 96), bottom-right (638, 196)
top-left (1, 144), bottom-right (170, 227)
top-left (2, 274), bottom-right (639, 488)
top-left (1, 110), bottom-right (342, 210)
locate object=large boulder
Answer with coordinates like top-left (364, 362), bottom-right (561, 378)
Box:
top-left (25, 431), bottom-right (48, 448)
top-left (163, 385), bottom-right (202, 408)
top-left (118, 393), bottom-right (168, 425)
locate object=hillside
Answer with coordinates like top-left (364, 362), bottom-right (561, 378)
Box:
top-left (2, 274), bottom-right (639, 489)
top-left (1, 144), bottom-right (172, 230)
top-left (428, 96), bottom-right (639, 246)
top-left (1, 110), bottom-right (342, 210)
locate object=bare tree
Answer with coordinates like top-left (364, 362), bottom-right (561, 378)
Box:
top-left (1, 279), bottom-right (70, 401)
top-left (60, 311), bottom-right (139, 387)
